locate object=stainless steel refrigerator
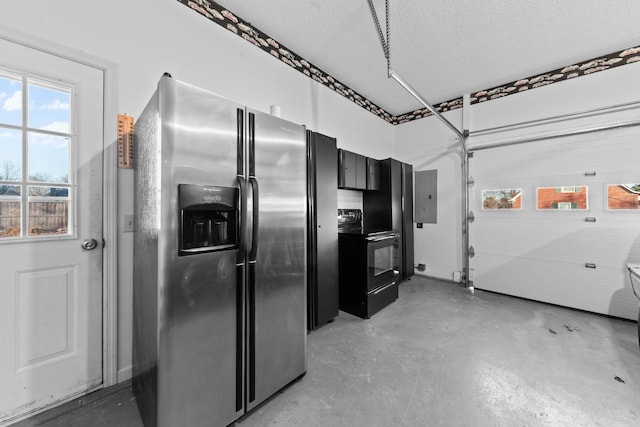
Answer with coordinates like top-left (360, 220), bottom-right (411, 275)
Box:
top-left (133, 75), bottom-right (307, 427)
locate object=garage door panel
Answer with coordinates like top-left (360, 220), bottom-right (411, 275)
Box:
top-left (474, 253), bottom-right (637, 319)
top-left (476, 225), bottom-right (639, 262)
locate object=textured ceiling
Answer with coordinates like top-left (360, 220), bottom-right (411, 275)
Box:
top-left (208, 0), bottom-right (640, 117)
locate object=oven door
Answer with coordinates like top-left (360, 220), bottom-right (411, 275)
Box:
top-left (366, 233), bottom-right (399, 291)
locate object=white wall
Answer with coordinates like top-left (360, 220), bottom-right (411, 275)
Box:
top-left (0, 0), bottom-right (393, 382)
top-left (394, 110), bottom-right (464, 280)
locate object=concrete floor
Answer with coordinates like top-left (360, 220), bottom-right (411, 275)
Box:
top-left (12, 276), bottom-right (640, 426)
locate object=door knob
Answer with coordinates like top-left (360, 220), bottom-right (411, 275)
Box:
top-left (81, 238), bottom-right (99, 250)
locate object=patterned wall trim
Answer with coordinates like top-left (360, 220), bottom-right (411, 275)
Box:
top-left (178, 1), bottom-right (639, 126)
top-left (471, 46), bottom-right (640, 106)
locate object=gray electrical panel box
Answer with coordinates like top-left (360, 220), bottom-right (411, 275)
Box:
top-left (415, 169), bottom-right (437, 224)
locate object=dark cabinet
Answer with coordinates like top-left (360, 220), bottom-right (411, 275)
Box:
top-left (338, 149), bottom-right (367, 190)
top-left (307, 131), bottom-right (339, 330)
top-left (363, 158), bottom-right (414, 280)
top-left (366, 158), bottom-right (380, 190)
top-left (401, 162), bottom-right (414, 278)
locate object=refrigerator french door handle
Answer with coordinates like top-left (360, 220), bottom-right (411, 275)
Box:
top-left (247, 111), bottom-right (258, 404)
top-left (236, 109), bottom-right (248, 412)
top-left (249, 177), bottom-right (259, 261)
top-left (248, 112), bottom-right (255, 178)
top-left (236, 176), bottom-right (247, 258)
top-left (247, 171), bottom-right (259, 404)
top-left (235, 261), bottom-right (244, 412)
top-left (237, 108), bottom-right (244, 176)
top-left (248, 256), bottom-right (256, 403)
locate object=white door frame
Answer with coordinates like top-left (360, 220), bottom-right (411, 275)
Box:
top-left (0, 25), bottom-right (119, 387)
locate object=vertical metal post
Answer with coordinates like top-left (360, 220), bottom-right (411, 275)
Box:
top-left (461, 94), bottom-right (471, 288)
top-left (461, 133), bottom-right (470, 287)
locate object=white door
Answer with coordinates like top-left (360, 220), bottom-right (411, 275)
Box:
top-left (0, 38), bottom-right (103, 422)
top-left (469, 120), bottom-right (640, 321)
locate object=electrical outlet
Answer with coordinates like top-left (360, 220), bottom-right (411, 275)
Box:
top-left (122, 213), bottom-right (134, 232)
top-left (453, 271), bottom-right (461, 282)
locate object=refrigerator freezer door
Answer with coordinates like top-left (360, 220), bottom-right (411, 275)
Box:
top-left (156, 77), bottom-right (245, 427)
top-left (246, 109), bottom-right (307, 410)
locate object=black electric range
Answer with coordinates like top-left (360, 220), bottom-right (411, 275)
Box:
top-left (337, 209), bottom-right (399, 318)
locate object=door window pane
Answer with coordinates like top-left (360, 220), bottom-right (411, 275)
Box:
top-left (608, 184), bottom-right (640, 210)
top-left (0, 74), bottom-right (22, 126)
top-left (0, 128), bottom-right (22, 180)
top-left (28, 83), bottom-right (71, 133)
top-left (28, 186), bottom-right (70, 236)
top-left (0, 69), bottom-right (73, 241)
top-left (482, 189), bottom-right (522, 210)
top-left (28, 132), bottom-right (69, 183)
top-left (537, 186), bottom-right (588, 210)
top-left (0, 185), bottom-right (21, 238)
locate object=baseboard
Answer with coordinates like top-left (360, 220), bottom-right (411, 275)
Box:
top-left (117, 365), bottom-right (133, 383)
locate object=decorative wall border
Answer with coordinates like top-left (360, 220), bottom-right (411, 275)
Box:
top-left (179, 0), bottom-right (640, 126)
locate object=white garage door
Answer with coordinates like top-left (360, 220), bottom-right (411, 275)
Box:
top-left (468, 113), bottom-right (640, 320)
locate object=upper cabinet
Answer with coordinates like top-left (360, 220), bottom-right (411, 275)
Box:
top-left (338, 149), bottom-right (367, 190)
top-left (366, 157), bottom-right (379, 191)
top-left (338, 149), bottom-right (380, 191)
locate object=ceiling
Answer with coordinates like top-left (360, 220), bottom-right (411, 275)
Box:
top-left (202, 0), bottom-right (640, 120)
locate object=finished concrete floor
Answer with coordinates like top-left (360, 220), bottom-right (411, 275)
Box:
top-left (13, 276), bottom-right (640, 426)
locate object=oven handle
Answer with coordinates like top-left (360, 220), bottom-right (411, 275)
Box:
top-left (366, 235), bottom-right (397, 242)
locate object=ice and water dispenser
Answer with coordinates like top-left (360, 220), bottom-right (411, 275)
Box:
top-left (178, 184), bottom-right (239, 255)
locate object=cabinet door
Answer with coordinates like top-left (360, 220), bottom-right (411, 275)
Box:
top-left (366, 158), bottom-right (380, 190)
top-left (355, 154), bottom-right (367, 189)
top-left (308, 132), bottom-right (339, 329)
top-left (338, 149), bottom-right (367, 189)
top-left (338, 149), bottom-right (357, 189)
top-left (402, 163), bottom-right (414, 279)
top-left (389, 160), bottom-right (404, 276)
